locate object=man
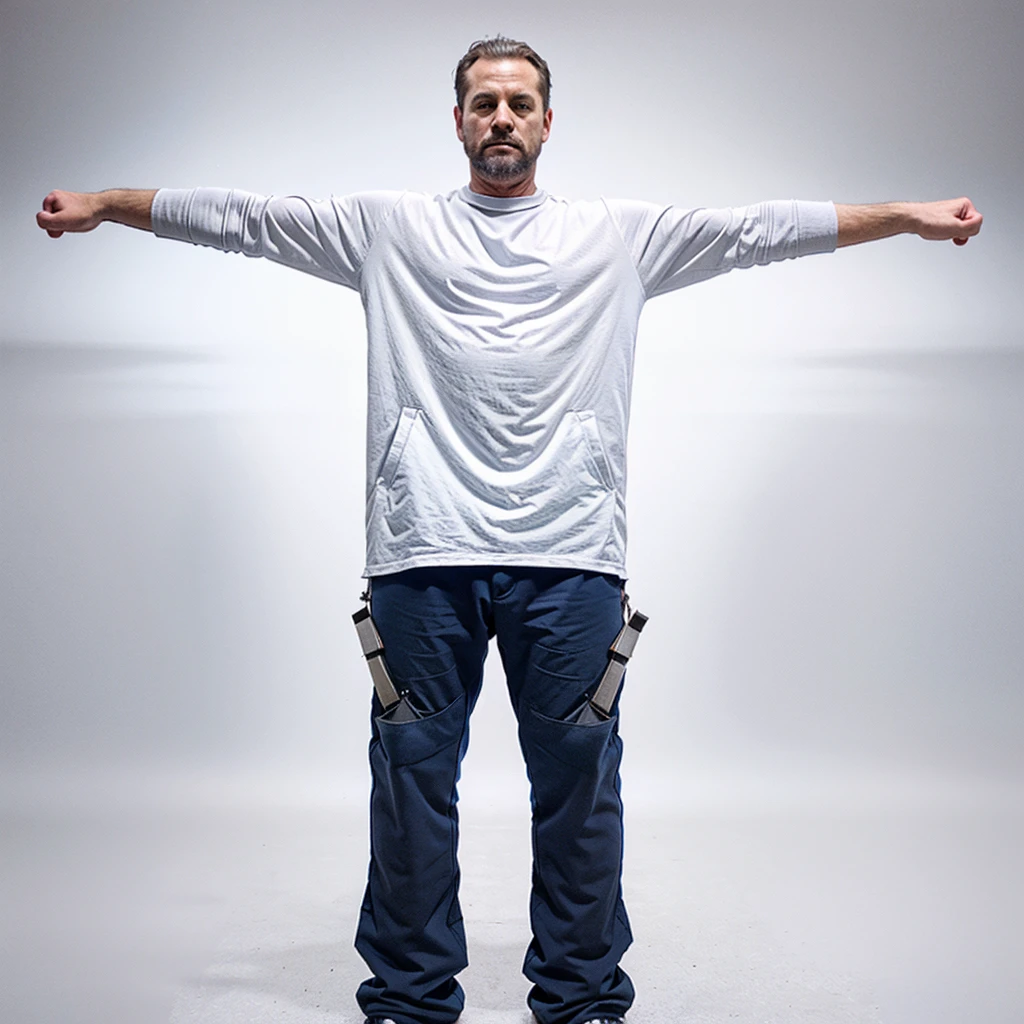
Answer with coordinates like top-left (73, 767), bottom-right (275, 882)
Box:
top-left (36, 35), bottom-right (982, 1024)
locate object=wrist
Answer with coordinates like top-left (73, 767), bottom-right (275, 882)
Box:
top-left (92, 189), bottom-right (117, 223)
top-left (898, 201), bottom-right (924, 237)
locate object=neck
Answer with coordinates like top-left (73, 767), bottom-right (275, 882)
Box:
top-left (467, 169), bottom-right (538, 198)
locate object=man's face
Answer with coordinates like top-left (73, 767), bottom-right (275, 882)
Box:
top-left (455, 58), bottom-right (552, 185)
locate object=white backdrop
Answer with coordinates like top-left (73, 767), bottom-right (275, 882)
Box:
top-left (3, 0), bottom-right (1021, 798)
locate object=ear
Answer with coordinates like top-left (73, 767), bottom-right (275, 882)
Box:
top-left (541, 106), bottom-right (553, 143)
top-left (454, 104), bottom-right (465, 143)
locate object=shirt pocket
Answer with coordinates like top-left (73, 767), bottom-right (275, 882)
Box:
top-left (573, 409), bottom-right (614, 491)
top-left (378, 406), bottom-right (421, 486)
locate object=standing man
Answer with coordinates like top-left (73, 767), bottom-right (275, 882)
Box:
top-left (37, 35), bottom-right (981, 1024)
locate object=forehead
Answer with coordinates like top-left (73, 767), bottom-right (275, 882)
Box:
top-left (464, 57), bottom-right (543, 99)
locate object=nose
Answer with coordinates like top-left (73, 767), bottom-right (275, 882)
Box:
top-left (492, 101), bottom-right (514, 132)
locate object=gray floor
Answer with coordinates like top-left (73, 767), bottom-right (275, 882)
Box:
top-left (3, 775), bottom-right (1022, 1024)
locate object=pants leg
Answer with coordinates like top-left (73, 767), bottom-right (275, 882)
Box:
top-left (355, 568), bottom-right (492, 1024)
top-left (355, 566), bottom-right (634, 1024)
top-left (493, 568), bottom-right (635, 1024)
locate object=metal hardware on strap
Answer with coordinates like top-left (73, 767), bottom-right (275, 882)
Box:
top-left (352, 605), bottom-right (401, 710)
top-left (588, 610), bottom-right (648, 719)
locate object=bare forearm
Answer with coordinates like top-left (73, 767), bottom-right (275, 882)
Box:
top-left (835, 197), bottom-right (982, 248)
top-left (37, 188), bottom-right (157, 237)
top-left (835, 202), bottom-right (914, 247)
top-left (94, 188), bottom-right (157, 230)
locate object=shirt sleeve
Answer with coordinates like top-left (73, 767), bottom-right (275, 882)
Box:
top-left (604, 197), bottom-right (838, 298)
top-left (151, 187), bottom-right (405, 290)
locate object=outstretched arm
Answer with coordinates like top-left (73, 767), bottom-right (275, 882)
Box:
top-left (37, 186), bottom-right (404, 290)
top-left (37, 189), bottom-right (157, 237)
top-left (835, 197), bottom-right (982, 248)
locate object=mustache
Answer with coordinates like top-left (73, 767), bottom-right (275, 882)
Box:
top-left (482, 136), bottom-right (523, 150)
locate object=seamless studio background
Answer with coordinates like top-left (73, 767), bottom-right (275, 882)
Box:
top-left (2, 1), bottom-right (1022, 1023)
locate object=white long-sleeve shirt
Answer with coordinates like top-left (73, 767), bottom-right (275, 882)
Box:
top-left (152, 185), bottom-right (837, 579)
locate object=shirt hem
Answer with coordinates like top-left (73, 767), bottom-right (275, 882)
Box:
top-left (363, 551), bottom-right (627, 580)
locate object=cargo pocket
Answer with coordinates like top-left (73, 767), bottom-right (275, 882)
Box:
top-left (363, 690), bottom-right (470, 980)
top-left (519, 702), bottom-right (626, 904)
top-left (368, 693), bottom-right (467, 895)
top-left (524, 702), bottom-right (619, 775)
top-left (375, 691), bottom-right (466, 768)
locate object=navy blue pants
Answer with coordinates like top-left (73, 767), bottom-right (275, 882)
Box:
top-left (354, 566), bottom-right (634, 1024)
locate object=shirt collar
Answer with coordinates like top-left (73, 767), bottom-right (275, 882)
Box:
top-left (458, 185), bottom-right (548, 212)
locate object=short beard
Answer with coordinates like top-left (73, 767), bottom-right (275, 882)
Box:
top-left (467, 143), bottom-right (537, 182)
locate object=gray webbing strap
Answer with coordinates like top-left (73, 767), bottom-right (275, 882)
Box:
top-left (352, 606), bottom-right (401, 710)
top-left (589, 610), bottom-right (649, 718)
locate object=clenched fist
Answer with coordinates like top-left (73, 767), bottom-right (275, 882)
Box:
top-left (36, 190), bottom-right (105, 238)
top-left (913, 197), bottom-right (983, 246)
